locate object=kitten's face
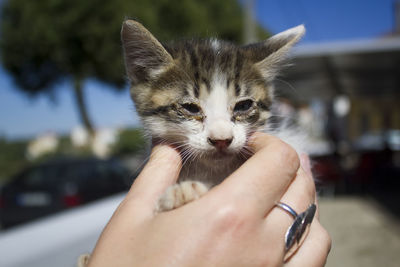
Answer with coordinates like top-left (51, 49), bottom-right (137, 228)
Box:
top-left (134, 41), bottom-right (272, 161)
top-left (121, 21), bottom-right (304, 162)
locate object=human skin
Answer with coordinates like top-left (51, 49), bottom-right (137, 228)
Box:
top-left (87, 133), bottom-right (331, 267)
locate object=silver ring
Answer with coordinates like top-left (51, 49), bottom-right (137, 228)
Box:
top-left (276, 202), bottom-right (298, 218)
top-left (275, 202), bottom-right (317, 261)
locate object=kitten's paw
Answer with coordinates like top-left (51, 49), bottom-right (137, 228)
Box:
top-left (77, 253), bottom-right (90, 267)
top-left (157, 181), bottom-right (209, 212)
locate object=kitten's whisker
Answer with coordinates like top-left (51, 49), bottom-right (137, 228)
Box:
top-left (268, 114), bottom-right (297, 120)
top-left (275, 78), bottom-right (300, 97)
top-left (242, 147), bottom-right (253, 157)
top-left (179, 144), bottom-right (197, 168)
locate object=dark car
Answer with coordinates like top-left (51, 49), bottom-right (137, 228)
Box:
top-left (0, 157), bottom-right (134, 229)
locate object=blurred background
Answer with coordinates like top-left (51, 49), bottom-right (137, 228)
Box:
top-left (0, 0), bottom-right (399, 266)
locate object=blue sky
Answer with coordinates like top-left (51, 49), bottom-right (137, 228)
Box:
top-left (0, 0), bottom-right (395, 139)
top-left (256, 0), bottom-right (393, 43)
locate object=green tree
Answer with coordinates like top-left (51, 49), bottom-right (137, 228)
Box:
top-left (112, 128), bottom-right (147, 156)
top-left (0, 0), bottom-right (267, 137)
top-left (0, 137), bottom-right (29, 182)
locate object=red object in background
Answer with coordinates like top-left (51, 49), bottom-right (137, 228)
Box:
top-left (63, 194), bottom-right (82, 207)
top-left (0, 195), bottom-right (4, 209)
top-left (311, 155), bottom-right (341, 184)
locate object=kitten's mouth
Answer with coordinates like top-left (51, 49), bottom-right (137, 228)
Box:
top-left (175, 147), bottom-right (235, 163)
top-left (207, 149), bottom-right (237, 160)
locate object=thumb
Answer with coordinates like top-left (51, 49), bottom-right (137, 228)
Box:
top-left (126, 145), bottom-right (181, 209)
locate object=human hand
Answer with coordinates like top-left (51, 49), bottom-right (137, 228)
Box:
top-left (86, 133), bottom-right (330, 267)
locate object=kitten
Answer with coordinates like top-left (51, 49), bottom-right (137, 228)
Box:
top-left (121, 20), bottom-right (305, 211)
top-left (77, 20), bottom-right (305, 267)
top-left (122, 20), bottom-right (306, 210)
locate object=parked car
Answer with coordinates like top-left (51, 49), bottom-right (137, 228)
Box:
top-left (0, 157), bottom-right (135, 229)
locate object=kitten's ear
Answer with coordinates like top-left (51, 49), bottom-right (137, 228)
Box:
top-left (243, 25), bottom-right (305, 80)
top-left (121, 20), bottom-right (174, 84)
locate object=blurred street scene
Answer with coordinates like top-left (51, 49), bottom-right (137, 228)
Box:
top-left (0, 0), bottom-right (399, 266)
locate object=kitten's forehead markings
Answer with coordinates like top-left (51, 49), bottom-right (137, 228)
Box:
top-left (211, 39), bottom-right (221, 53)
top-left (186, 47), bottom-right (201, 98)
top-left (201, 73), bottom-right (231, 120)
top-left (186, 84), bottom-right (197, 99)
top-left (187, 45), bottom-right (199, 70)
top-left (234, 51), bottom-right (244, 97)
top-left (198, 83), bottom-right (209, 99)
top-left (148, 66), bottom-right (168, 79)
top-left (250, 84), bottom-right (268, 101)
top-left (151, 90), bottom-right (178, 107)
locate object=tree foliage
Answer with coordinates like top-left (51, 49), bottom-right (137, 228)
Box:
top-left (0, 0), bottom-right (267, 134)
top-left (0, 138), bottom-right (29, 182)
top-left (111, 128), bottom-right (147, 156)
top-left (1, 0), bottom-right (127, 93)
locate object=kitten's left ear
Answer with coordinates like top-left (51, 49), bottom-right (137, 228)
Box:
top-left (121, 20), bottom-right (174, 84)
top-left (242, 25), bottom-right (305, 79)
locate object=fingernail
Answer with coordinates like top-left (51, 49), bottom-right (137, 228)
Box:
top-left (300, 153), bottom-right (311, 174)
top-left (151, 145), bottom-right (181, 165)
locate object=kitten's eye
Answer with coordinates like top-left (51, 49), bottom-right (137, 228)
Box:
top-left (181, 103), bottom-right (201, 114)
top-left (234, 99), bottom-right (254, 113)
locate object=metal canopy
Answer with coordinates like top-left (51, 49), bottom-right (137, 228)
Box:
top-left (277, 37), bottom-right (400, 102)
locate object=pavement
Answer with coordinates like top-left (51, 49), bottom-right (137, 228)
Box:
top-left (0, 194), bottom-right (123, 267)
top-left (319, 196), bottom-right (400, 267)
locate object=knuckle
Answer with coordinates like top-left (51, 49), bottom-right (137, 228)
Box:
top-left (321, 227), bottom-right (332, 253)
top-left (315, 222), bottom-right (332, 254)
top-left (303, 173), bottom-right (316, 198)
top-left (273, 139), bottom-right (300, 171)
top-left (213, 204), bottom-right (241, 227)
top-left (212, 203), bottom-right (252, 232)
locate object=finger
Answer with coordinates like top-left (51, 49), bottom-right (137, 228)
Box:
top-left (214, 132), bottom-right (300, 216)
top-left (262, 166), bottom-right (316, 260)
top-left (284, 220), bottom-right (331, 267)
top-left (277, 167), bottom-right (316, 223)
top-left (126, 145), bottom-right (182, 208)
top-left (299, 153), bottom-right (321, 219)
top-left (300, 154), bottom-right (312, 177)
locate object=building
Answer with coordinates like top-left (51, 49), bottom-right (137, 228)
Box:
top-left (279, 36), bottom-right (400, 150)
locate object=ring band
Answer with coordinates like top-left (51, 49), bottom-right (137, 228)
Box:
top-left (275, 202), bottom-right (317, 261)
top-left (276, 202), bottom-right (298, 218)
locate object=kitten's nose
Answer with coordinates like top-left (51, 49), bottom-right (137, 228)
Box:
top-left (208, 137), bottom-right (233, 150)
top-left (207, 119), bottom-right (233, 150)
